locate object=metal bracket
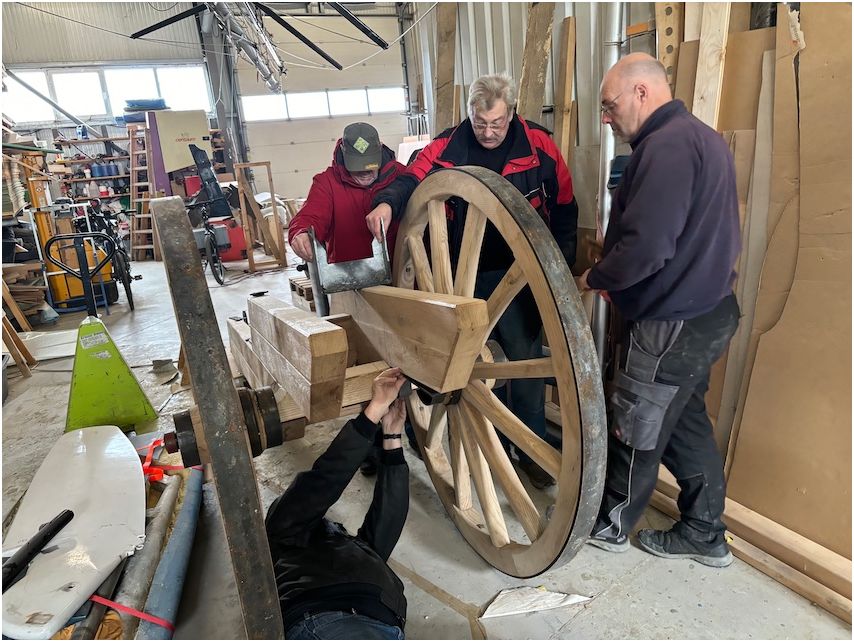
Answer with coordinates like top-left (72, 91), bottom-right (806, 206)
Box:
top-left (309, 221), bottom-right (391, 294)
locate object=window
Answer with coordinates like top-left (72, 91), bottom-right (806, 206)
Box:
top-left (328, 89), bottom-right (369, 116)
top-left (156, 66), bottom-right (211, 112)
top-left (104, 68), bottom-right (159, 116)
top-left (2, 71), bottom-right (54, 123)
top-left (368, 87), bottom-right (406, 113)
top-left (241, 94), bottom-right (288, 121)
top-left (286, 91), bottom-right (329, 119)
top-left (53, 71), bottom-right (106, 116)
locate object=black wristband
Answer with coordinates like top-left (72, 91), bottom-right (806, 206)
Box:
top-left (383, 433), bottom-right (402, 440)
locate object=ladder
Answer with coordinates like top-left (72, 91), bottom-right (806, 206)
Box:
top-left (127, 124), bottom-right (159, 260)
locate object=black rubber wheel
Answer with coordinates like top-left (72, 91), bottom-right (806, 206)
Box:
top-left (113, 252), bottom-right (135, 311)
top-left (206, 236), bottom-right (225, 285)
top-left (103, 280), bottom-right (119, 305)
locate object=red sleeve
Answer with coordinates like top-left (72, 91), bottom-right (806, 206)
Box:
top-left (403, 137), bottom-right (447, 181)
top-left (288, 170), bottom-right (335, 245)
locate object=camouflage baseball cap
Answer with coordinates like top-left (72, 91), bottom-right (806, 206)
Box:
top-left (342, 122), bottom-right (382, 172)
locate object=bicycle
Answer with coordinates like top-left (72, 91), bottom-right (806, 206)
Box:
top-left (72, 198), bottom-right (140, 310)
top-left (187, 199), bottom-right (227, 285)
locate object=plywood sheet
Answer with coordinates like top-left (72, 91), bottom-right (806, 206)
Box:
top-left (673, 40), bottom-right (698, 107)
top-left (728, 2), bottom-right (852, 559)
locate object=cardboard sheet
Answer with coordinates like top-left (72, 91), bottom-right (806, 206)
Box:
top-left (728, 3), bottom-right (852, 559)
top-left (717, 28), bottom-right (775, 132)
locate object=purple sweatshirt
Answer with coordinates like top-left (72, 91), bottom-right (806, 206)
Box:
top-left (587, 100), bottom-right (740, 321)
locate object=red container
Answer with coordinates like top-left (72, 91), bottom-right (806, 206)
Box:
top-left (185, 175), bottom-right (203, 198)
top-left (209, 216), bottom-right (247, 262)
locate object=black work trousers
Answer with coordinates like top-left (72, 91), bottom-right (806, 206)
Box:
top-left (593, 294), bottom-right (740, 545)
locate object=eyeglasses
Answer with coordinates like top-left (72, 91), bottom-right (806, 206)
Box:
top-left (472, 117), bottom-right (509, 133)
top-left (600, 91), bottom-right (624, 115)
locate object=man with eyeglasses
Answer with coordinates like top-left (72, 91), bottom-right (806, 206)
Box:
top-left (579, 53), bottom-right (741, 567)
top-left (365, 72), bottom-right (579, 489)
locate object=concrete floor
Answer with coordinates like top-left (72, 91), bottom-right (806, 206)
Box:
top-left (2, 259), bottom-right (849, 640)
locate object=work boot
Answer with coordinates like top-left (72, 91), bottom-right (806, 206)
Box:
top-left (587, 530), bottom-right (630, 553)
top-left (637, 527), bottom-right (733, 568)
top-left (518, 459), bottom-right (555, 489)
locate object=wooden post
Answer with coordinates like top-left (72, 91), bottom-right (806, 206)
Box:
top-left (434, 2), bottom-right (458, 134)
top-left (516, 2), bottom-right (556, 123)
top-left (553, 16), bottom-right (577, 161)
top-left (2, 281), bottom-right (32, 332)
top-left (655, 3), bottom-right (684, 93)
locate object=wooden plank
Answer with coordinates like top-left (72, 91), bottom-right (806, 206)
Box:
top-left (2, 322), bottom-right (31, 378)
top-left (2, 315), bottom-right (35, 365)
top-left (673, 39), bottom-right (699, 107)
top-left (516, 2), bottom-right (556, 123)
top-left (330, 286), bottom-right (488, 393)
top-left (470, 357), bottom-right (553, 380)
top-left (246, 295), bottom-right (347, 384)
top-left (691, 3), bottom-right (731, 129)
top-left (684, 2), bottom-right (702, 40)
top-left (717, 28), bottom-right (775, 132)
top-left (2, 281), bottom-right (32, 332)
top-left (655, 3), bottom-right (683, 92)
top-left (341, 360), bottom-right (387, 408)
top-left (552, 16), bottom-right (577, 158)
top-left (434, 2), bottom-right (458, 134)
top-left (567, 99), bottom-right (577, 170)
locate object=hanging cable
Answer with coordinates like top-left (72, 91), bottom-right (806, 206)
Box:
top-left (341, 3), bottom-right (437, 71)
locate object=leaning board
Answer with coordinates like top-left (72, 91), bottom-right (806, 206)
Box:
top-left (2, 425), bottom-right (146, 640)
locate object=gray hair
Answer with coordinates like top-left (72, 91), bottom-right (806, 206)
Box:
top-left (467, 72), bottom-right (517, 117)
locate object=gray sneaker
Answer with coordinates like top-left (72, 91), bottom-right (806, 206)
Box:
top-left (637, 528), bottom-right (733, 568)
top-left (587, 531), bottom-right (630, 553)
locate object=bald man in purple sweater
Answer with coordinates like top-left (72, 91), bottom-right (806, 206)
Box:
top-left (579, 53), bottom-right (741, 567)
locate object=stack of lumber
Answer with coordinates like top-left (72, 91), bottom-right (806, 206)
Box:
top-left (2, 262), bottom-right (47, 326)
top-left (288, 275), bottom-right (315, 313)
top-left (647, 2), bottom-right (851, 622)
top-left (227, 293), bottom-right (388, 438)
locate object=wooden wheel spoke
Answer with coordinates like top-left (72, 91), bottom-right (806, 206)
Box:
top-left (427, 199), bottom-right (453, 294)
top-left (425, 404), bottom-right (448, 451)
top-left (470, 357), bottom-right (554, 381)
top-left (485, 261), bottom-right (526, 335)
top-left (407, 235), bottom-right (434, 293)
top-left (447, 407), bottom-right (472, 510)
top-left (459, 400), bottom-right (542, 541)
top-left (454, 406), bottom-right (511, 547)
top-left (463, 380), bottom-right (561, 479)
top-left (453, 205), bottom-right (487, 297)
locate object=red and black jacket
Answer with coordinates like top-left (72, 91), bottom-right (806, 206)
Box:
top-left (373, 115), bottom-right (578, 271)
top-left (289, 141), bottom-right (405, 263)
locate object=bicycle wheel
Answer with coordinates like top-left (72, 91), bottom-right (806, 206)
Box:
top-left (114, 251), bottom-right (135, 311)
top-left (206, 236), bottom-right (226, 285)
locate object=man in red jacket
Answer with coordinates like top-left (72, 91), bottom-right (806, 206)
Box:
top-left (365, 73), bottom-right (579, 489)
top-left (289, 123), bottom-right (406, 477)
top-left (289, 122), bottom-right (406, 264)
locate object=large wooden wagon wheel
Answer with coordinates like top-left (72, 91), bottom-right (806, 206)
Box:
top-left (393, 166), bottom-right (607, 577)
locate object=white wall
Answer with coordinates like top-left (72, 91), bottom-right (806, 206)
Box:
top-left (237, 15), bottom-right (408, 198)
top-left (2, 2), bottom-right (202, 65)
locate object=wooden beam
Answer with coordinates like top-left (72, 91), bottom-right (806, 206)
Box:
top-left (552, 16), bottom-right (577, 159)
top-left (470, 357), bottom-right (553, 380)
top-left (516, 2), bottom-right (556, 123)
top-left (684, 2), bottom-right (702, 40)
top-left (692, 3), bottom-right (731, 129)
top-left (2, 281), bottom-right (32, 332)
top-left (655, 3), bottom-right (684, 92)
top-left (330, 286), bottom-right (488, 393)
top-left (434, 2), bottom-right (458, 134)
top-left (247, 295), bottom-right (348, 383)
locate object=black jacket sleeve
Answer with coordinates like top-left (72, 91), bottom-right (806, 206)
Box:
top-left (372, 174), bottom-right (421, 221)
top-left (549, 195), bottom-right (579, 269)
top-left (265, 412), bottom-right (378, 546)
top-left (356, 448), bottom-right (409, 560)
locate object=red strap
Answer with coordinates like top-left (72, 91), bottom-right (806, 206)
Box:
top-left (141, 438), bottom-right (165, 482)
top-left (89, 594), bottom-right (175, 633)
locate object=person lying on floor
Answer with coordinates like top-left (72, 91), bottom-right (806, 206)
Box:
top-left (265, 367), bottom-right (410, 640)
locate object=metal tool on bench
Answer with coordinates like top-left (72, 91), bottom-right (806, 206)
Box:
top-left (296, 221), bottom-right (391, 317)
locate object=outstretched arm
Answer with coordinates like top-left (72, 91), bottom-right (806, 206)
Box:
top-left (358, 399), bottom-right (409, 560)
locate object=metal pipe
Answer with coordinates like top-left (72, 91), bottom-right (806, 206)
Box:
top-left (113, 474), bottom-right (182, 639)
top-left (2, 509), bottom-right (74, 592)
top-left (70, 559), bottom-right (127, 639)
top-left (211, 2), bottom-right (282, 92)
top-left (3, 69), bottom-right (100, 139)
top-left (326, 2), bottom-right (389, 48)
top-left (592, 2), bottom-right (623, 369)
top-left (129, 4), bottom-right (207, 39)
top-left (135, 469), bottom-right (203, 640)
